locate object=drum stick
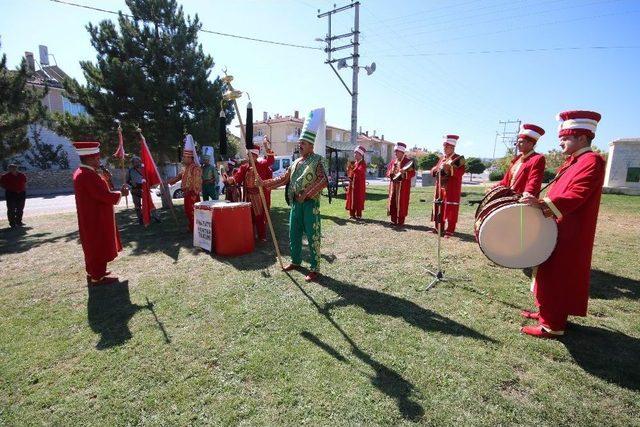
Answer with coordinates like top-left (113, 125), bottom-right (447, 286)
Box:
top-left (226, 81), bottom-right (284, 269)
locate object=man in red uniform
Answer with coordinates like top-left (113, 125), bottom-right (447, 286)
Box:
top-left (346, 145), bottom-right (367, 220)
top-left (259, 136), bottom-right (274, 209)
top-left (520, 110), bottom-right (604, 338)
top-left (494, 124), bottom-right (546, 197)
top-left (167, 136), bottom-right (201, 232)
top-left (72, 141), bottom-right (129, 285)
top-left (430, 135), bottom-right (466, 237)
top-left (1, 164), bottom-right (27, 228)
top-left (386, 142), bottom-right (415, 226)
top-left (223, 159), bottom-right (242, 202)
top-left (223, 142), bottom-right (275, 241)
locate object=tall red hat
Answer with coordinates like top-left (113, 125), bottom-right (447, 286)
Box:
top-left (247, 145), bottom-right (260, 155)
top-left (557, 110), bottom-right (601, 139)
top-left (518, 124), bottom-right (545, 143)
top-left (354, 145), bottom-right (366, 156)
top-left (72, 141), bottom-right (100, 157)
top-left (442, 134), bottom-right (459, 146)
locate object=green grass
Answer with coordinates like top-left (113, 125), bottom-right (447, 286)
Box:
top-left (1, 186), bottom-right (639, 425)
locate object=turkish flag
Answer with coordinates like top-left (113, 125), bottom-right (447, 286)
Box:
top-left (140, 134), bottom-right (162, 226)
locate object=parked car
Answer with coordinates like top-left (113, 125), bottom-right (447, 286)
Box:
top-left (156, 180), bottom-right (184, 199)
top-left (271, 155), bottom-right (294, 177)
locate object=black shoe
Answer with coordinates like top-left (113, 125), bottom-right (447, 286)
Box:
top-left (153, 217), bottom-right (161, 223)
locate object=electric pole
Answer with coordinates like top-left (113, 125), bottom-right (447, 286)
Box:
top-left (318, 2), bottom-right (375, 147)
top-left (493, 119), bottom-right (521, 158)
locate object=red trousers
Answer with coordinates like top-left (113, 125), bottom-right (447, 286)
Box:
top-left (536, 299), bottom-right (568, 332)
top-left (254, 213), bottom-right (267, 240)
top-left (391, 213), bottom-right (405, 225)
top-left (86, 258), bottom-right (108, 281)
top-left (349, 209), bottom-right (362, 218)
top-left (184, 192), bottom-right (201, 232)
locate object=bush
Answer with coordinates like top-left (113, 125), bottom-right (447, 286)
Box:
top-left (489, 170), bottom-right (504, 181)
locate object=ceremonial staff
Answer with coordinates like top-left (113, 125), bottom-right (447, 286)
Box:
top-left (221, 71), bottom-right (284, 269)
top-left (114, 120), bottom-right (129, 208)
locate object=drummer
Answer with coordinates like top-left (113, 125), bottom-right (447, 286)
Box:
top-left (519, 110), bottom-right (605, 338)
top-left (385, 142), bottom-right (415, 226)
top-left (493, 124), bottom-right (546, 197)
top-left (430, 135), bottom-right (465, 238)
top-left (222, 142), bottom-right (274, 242)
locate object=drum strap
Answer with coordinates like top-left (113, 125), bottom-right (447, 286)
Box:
top-left (539, 159), bottom-right (575, 194)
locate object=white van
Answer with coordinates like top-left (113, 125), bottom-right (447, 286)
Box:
top-left (271, 155), bottom-right (294, 177)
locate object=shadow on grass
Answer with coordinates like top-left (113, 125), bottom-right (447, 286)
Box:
top-left (589, 269), bottom-right (640, 300)
top-left (0, 226), bottom-right (79, 256)
top-left (562, 324), bottom-right (640, 391)
top-left (221, 206), bottom-right (291, 271)
top-left (318, 275), bottom-right (496, 342)
top-left (87, 280), bottom-right (171, 349)
top-left (290, 275), bottom-right (424, 421)
top-left (115, 209), bottom-right (199, 262)
top-left (87, 280), bottom-right (146, 349)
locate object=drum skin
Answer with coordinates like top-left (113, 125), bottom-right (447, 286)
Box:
top-left (476, 203), bottom-right (557, 268)
top-left (212, 202), bottom-right (254, 256)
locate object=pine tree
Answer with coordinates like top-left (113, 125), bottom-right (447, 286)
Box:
top-left (0, 43), bottom-right (48, 162)
top-left (53, 0), bottom-right (234, 162)
top-left (23, 125), bottom-right (70, 170)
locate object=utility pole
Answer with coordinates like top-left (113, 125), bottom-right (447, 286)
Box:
top-left (318, 2), bottom-right (374, 147)
top-left (493, 119), bottom-right (521, 158)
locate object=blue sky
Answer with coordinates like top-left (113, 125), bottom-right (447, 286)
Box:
top-left (1, 0), bottom-right (639, 157)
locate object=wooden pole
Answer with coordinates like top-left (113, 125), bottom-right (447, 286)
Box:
top-left (121, 157), bottom-right (129, 209)
top-left (225, 79), bottom-right (284, 269)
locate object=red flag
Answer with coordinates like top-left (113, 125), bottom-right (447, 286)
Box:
top-left (140, 134), bottom-right (162, 226)
top-left (140, 134), bottom-right (162, 187)
top-left (114, 125), bottom-right (125, 159)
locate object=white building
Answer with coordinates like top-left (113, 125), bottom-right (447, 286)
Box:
top-left (604, 138), bottom-right (640, 195)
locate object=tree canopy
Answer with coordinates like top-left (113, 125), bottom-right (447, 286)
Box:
top-left (0, 43), bottom-right (48, 163)
top-left (53, 0), bottom-right (234, 162)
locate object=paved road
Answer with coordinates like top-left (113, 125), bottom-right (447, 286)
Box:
top-left (0, 193), bottom-right (164, 219)
top-left (1, 173), bottom-right (489, 219)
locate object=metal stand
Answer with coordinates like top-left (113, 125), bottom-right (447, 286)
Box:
top-left (423, 164), bottom-right (468, 291)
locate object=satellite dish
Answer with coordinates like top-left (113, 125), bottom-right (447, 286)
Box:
top-left (365, 62), bottom-right (376, 76)
top-left (337, 59), bottom-right (348, 70)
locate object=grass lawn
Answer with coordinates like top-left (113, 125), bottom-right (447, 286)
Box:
top-left (1, 185), bottom-right (639, 425)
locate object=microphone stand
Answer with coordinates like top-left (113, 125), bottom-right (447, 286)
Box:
top-left (423, 162), bottom-right (468, 291)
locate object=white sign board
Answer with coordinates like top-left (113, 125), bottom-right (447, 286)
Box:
top-left (193, 208), bottom-right (213, 251)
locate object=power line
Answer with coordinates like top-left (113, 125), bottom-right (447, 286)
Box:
top-left (373, 45), bottom-right (640, 58)
top-left (366, 0), bottom-right (620, 43)
top-left (47, 0), bottom-right (322, 50)
top-left (387, 8), bottom-right (640, 52)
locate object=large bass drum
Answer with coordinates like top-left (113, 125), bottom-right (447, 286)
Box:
top-left (474, 186), bottom-right (557, 268)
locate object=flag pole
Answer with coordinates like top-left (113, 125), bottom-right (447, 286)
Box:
top-left (136, 127), bottom-right (180, 227)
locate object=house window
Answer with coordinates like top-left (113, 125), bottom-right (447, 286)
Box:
top-left (295, 127), bottom-right (301, 136)
top-left (62, 96), bottom-right (87, 116)
top-left (626, 167), bottom-right (640, 183)
top-left (255, 129), bottom-right (264, 137)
